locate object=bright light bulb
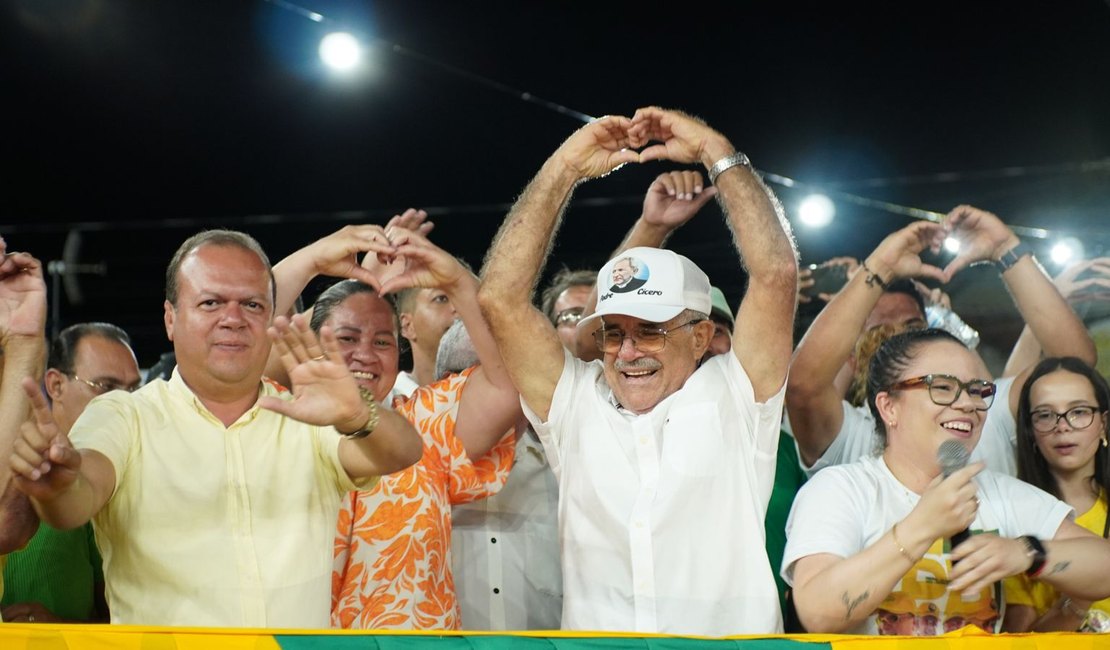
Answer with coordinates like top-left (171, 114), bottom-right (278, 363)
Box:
top-left (798, 194), bottom-right (835, 228)
top-left (944, 237), bottom-right (961, 254)
top-left (1051, 238), bottom-right (1083, 266)
top-left (319, 32), bottom-right (361, 71)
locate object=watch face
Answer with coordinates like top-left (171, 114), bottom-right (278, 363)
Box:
top-left (1082, 609), bottom-right (1110, 633)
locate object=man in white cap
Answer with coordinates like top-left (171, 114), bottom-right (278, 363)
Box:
top-left (479, 107), bottom-right (798, 635)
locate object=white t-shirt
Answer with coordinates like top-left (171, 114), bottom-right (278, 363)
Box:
top-left (782, 454), bottom-right (1071, 635)
top-left (801, 377), bottom-right (1017, 477)
top-left (523, 349), bottom-right (786, 635)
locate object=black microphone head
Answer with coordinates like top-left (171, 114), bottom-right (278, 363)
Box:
top-left (937, 439), bottom-right (970, 478)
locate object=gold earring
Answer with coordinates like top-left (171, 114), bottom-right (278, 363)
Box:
top-left (1102, 437), bottom-right (1107, 448)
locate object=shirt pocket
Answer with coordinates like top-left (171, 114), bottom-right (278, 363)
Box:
top-left (661, 404), bottom-right (726, 477)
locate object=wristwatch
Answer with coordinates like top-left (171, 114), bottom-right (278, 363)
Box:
top-left (707, 152), bottom-right (752, 184)
top-left (995, 241), bottom-right (1034, 273)
top-left (1020, 535), bottom-right (1047, 577)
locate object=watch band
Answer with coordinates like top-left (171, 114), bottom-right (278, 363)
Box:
top-left (707, 152), bottom-right (752, 184)
top-left (1021, 535), bottom-right (1047, 577)
top-left (995, 241), bottom-right (1034, 273)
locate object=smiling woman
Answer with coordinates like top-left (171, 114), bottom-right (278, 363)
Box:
top-left (782, 329), bottom-right (1110, 636)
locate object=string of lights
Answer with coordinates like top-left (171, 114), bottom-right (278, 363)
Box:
top-left (258, 0), bottom-right (1107, 254)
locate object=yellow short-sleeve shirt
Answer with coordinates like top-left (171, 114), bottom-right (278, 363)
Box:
top-left (69, 369), bottom-right (375, 627)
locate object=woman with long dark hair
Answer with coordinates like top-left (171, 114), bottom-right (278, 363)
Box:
top-left (1003, 357), bottom-right (1110, 632)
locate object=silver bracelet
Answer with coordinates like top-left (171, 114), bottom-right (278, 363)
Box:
top-left (707, 152), bottom-right (752, 184)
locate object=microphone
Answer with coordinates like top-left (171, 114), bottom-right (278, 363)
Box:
top-left (937, 439), bottom-right (972, 553)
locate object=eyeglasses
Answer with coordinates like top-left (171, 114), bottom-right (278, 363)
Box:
top-left (1031, 405), bottom-right (1100, 433)
top-left (69, 374), bottom-right (139, 395)
top-left (593, 319), bottom-right (705, 354)
top-left (554, 307), bottom-right (585, 326)
top-left (885, 374), bottom-right (996, 411)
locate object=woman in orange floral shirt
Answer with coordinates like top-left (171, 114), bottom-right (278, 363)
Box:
top-left (285, 225), bottom-right (522, 630)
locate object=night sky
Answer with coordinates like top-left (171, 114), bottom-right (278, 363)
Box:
top-left (2, 0), bottom-right (1109, 365)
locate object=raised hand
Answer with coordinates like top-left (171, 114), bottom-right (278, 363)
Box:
top-left (1053, 257), bottom-right (1110, 304)
top-left (865, 221), bottom-right (948, 284)
top-left (0, 240), bottom-right (47, 345)
top-left (10, 378), bottom-right (82, 502)
top-left (384, 208), bottom-right (434, 237)
top-left (628, 107), bottom-right (731, 166)
top-left (798, 257), bottom-right (858, 304)
top-left (942, 205), bottom-right (1019, 280)
top-left (302, 224), bottom-right (398, 291)
top-left (642, 171), bottom-right (717, 230)
top-left (360, 209), bottom-right (432, 288)
top-left (553, 115), bottom-right (640, 180)
top-left (258, 314), bottom-right (367, 432)
top-left (376, 227), bottom-right (472, 296)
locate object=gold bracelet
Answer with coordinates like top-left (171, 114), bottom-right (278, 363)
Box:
top-left (341, 387), bottom-right (380, 439)
top-left (891, 522), bottom-right (915, 563)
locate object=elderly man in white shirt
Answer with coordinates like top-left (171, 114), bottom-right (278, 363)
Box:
top-left (478, 107), bottom-right (798, 635)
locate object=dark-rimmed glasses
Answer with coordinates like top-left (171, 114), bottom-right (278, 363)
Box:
top-left (593, 319), bottom-right (705, 354)
top-left (1031, 405), bottom-right (1100, 433)
top-left (885, 374), bottom-right (996, 411)
top-left (70, 374), bottom-right (139, 395)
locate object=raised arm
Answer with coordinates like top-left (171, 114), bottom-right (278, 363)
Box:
top-left (378, 228), bottom-right (521, 461)
top-left (262, 314), bottom-right (423, 479)
top-left (478, 116), bottom-right (640, 421)
top-left (9, 378), bottom-right (115, 531)
top-left (787, 221), bottom-right (946, 466)
top-left (573, 170), bottom-right (717, 362)
top-left (942, 206), bottom-right (1097, 416)
top-left (630, 107), bottom-right (798, 401)
top-left (1002, 257), bottom-right (1110, 378)
top-left (271, 224), bottom-right (395, 318)
top-left (0, 243), bottom-right (46, 549)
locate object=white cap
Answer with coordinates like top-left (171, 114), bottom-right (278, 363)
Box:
top-left (578, 247), bottom-right (712, 330)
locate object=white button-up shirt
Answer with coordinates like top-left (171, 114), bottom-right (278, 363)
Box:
top-left (451, 426), bottom-right (563, 630)
top-left (523, 350), bottom-right (785, 635)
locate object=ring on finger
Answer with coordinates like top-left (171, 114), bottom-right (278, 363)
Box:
top-left (310, 354), bottom-right (327, 362)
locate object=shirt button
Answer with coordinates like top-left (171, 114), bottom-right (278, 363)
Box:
top-left (492, 588), bottom-right (500, 594)
top-left (490, 537), bottom-right (497, 544)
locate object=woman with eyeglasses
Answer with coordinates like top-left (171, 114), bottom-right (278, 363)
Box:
top-left (1002, 357), bottom-right (1110, 633)
top-left (783, 329), bottom-right (1110, 635)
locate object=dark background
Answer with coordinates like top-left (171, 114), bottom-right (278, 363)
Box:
top-left (2, 0), bottom-right (1109, 368)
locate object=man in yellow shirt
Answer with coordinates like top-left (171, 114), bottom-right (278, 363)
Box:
top-left (0, 237), bottom-right (48, 620)
top-left (9, 230), bottom-right (423, 627)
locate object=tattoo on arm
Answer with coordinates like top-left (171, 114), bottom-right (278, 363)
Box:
top-left (842, 590), bottom-right (870, 621)
top-left (1046, 561), bottom-right (1071, 576)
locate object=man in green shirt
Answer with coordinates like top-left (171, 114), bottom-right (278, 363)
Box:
top-left (0, 238), bottom-right (47, 620)
top-left (1, 323), bottom-right (140, 622)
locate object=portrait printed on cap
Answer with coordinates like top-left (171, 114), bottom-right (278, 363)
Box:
top-left (609, 256), bottom-right (649, 293)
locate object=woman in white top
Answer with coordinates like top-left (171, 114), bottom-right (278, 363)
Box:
top-left (783, 328), bottom-right (1110, 635)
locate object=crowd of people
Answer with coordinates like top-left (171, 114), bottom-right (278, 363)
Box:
top-left (2, 107), bottom-right (1110, 636)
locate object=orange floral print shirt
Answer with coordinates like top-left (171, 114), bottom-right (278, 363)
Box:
top-left (331, 368), bottom-right (516, 629)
